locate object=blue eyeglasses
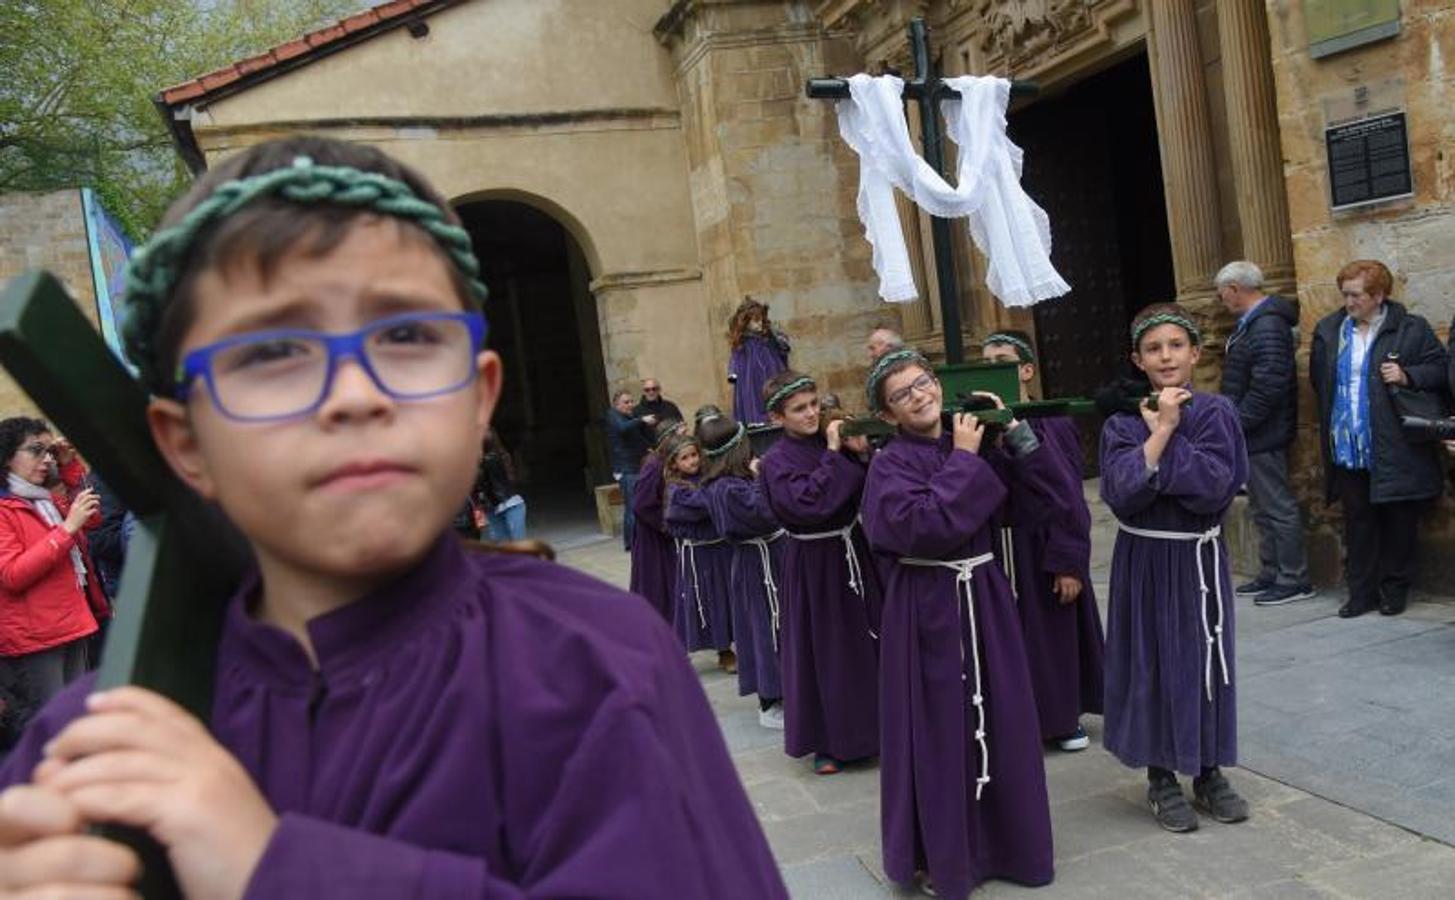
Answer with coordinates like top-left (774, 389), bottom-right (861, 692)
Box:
top-left (176, 311), bottom-right (487, 422)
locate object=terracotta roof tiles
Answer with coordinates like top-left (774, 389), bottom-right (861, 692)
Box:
top-left (158, 0), bottom-right (458, 107)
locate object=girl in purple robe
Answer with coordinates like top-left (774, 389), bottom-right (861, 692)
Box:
top-left (698, 415), bottom-right (786, 729)
top-left (1100, 303), bottom-right (1251, 834)
top-left (982, 331), bottom-right (1105, 751)
top-left (758, 370), bottom-right (880, 775)
top-left (664, 435), bottom-right (737, 672)
top-left (727, 297), bottom-right (791, 425)
top-left (630, 419), bottom-right (685, 623)
top-left (0, 136), bottom-right (787, 898)
top-left (861, 349), bottom-right (1056, 899)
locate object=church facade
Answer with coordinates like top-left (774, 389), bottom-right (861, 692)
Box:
top-left (155, 0), bottom-right (1455, 586)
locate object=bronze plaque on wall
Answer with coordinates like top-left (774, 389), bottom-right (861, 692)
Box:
top-left (1306, 0), bottom-right (1401, 59)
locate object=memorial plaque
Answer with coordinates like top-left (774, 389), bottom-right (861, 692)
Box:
top-left (1307, 0), bottom-right (1401, 59)
top-left (1324, 111), bottom-right (1413, 210)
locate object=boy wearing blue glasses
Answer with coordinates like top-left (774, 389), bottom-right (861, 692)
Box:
top-left (0, 137), bottom-right (786, 897)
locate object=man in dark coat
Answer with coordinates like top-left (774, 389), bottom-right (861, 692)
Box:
top-left (607, 390), bottom-right (657, 552)
top-left (1217, 261), bottom-right (1313, 606)
top-left (1310, 260), bottom-right (1448, 618)
top-left (633, 378), bottom-right (683, 424)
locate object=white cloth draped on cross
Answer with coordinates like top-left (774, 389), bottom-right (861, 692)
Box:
top-left (835, 73), bottom-right (1071, 308)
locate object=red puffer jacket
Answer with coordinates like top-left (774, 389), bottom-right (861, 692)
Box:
top-left (0, 462), bottom-right (106, 657)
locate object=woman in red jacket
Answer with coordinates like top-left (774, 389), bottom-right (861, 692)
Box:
top-left (0, 417), bottom-right (104, 738)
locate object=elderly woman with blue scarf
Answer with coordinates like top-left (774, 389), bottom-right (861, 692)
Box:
top-left (1311, 260), bottom-right (1448, 619)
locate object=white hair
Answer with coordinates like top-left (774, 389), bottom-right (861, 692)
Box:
top-left (1214, 260), bottom-right (1264, 291)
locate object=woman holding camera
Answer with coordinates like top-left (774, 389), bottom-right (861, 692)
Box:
top-left (1310, 260), bottom-right (1448, 618)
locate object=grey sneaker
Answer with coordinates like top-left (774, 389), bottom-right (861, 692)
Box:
top-left (1193, 769), bottom-right (1250, 823)
top-left (1254, 583), bottom-right (1316, 607)
top-left (1235, 575), bottom-right (1275, 597)
top-left (1147, 779), bottom-right (1199, 833)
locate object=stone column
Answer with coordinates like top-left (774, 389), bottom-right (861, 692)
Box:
top-left (1217, 0), bottom-right (1295, 293)
top-left (1147, 0), bottom-right (1223, 303)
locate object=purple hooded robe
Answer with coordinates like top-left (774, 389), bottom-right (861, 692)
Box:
top-left (665, 480), bottom-right (734, 653)
top-left (1099, 392), bottom-right (1248, 775)
top-left (629, 453), bottom-right (676, 623)
top-left (702, 475), bottom-right (785, 701)
top-left (862, 430), bottom-right (1056, 899)
top-left (0, 536), bottom-right (787, 898)
top-left (759, 433), bottom-right (881, 762)
top-left (729, 331), bottom-right (790, 425)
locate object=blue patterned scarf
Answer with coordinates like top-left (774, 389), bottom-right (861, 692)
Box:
top-left (1330, 315), bottom-right (1371, 470)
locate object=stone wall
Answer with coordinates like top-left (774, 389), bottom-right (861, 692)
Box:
top-left (1267, 1), bottom-right (1455, 587)
top-left (659, 0), bottom-right (896, 406)
top-left (0, 190), bottom-right (103, 418)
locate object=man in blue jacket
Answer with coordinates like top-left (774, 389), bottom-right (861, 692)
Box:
top-left (606, 390), bottom-right (657, 551)
top-left (1218, 261), bottom-right (1314, 606)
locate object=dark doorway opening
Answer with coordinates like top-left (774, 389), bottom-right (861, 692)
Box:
top-left (1010, 50), bottom-right (1176, 401)
top-left (456, 200), bottom-right (609, 544)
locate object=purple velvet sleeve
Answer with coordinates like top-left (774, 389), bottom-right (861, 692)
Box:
top-left (861, 448), bottom-right (1007, 559)
top-left (1152, 396), bottom-right (1249, 517)
top-left (1098, 414), bottom-right (1161, 519)
top-left (664, 482), bottom-right (712, 529)
top-left (633, 458), bottom-right (666, 531)
top-left (760, 448), bottom-right (865, 527)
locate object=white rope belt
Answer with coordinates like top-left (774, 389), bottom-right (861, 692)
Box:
top-left (1116, 522), bottom-right (1229, 702)
top-left (998, 526), bottom-right (1017, 600)
top-left (742, 530), bottom-right (786, 651)
top-left (898, 552), bottom-right (998, 800)
top-left (789, 519), bottom-right (877, 639)
top-left (678, 537), bottom-right (725, 629)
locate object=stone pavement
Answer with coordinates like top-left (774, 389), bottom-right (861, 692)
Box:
top-left (555, 483), bottom-right (1455, 898)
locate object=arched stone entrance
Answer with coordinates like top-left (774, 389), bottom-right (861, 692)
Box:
top-left (455, 197), bottom-right (610, 536)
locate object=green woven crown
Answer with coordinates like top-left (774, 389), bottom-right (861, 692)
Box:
top-left (985, 332), bottom-right (1035, 362)
top-left (764, 376), bottom-right (815, 414)
top-left (866, 348), bottom-right (928, 412)
top-left (1131, 312), bottom-right (1202, 348)
top-left (121, 155), bottom-right (488, 394)
top-left (704, 422), bottom-right (746, 458)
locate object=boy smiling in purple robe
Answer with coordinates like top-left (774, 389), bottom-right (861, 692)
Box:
top-left (860, 349), bottom-right (1056, 899)
top-left (0, 136), bottom-right (786, 898)
top-left (1100, 303), bottom-right (1251, 834)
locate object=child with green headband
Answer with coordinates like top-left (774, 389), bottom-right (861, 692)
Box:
top-left (1100, 302), bottom-right (1251, 834)
top-left (982, 331), bottom-right (1106, 753)
top-left (0, 136), bottom-right (786, 898)
top-left (758, 369), bottom-right (881, 776)
top-left (860, 348), bottom-right (1059, 898)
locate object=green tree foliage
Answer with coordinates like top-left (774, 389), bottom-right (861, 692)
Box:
top-left (0, 0), bottom-right (363, 239)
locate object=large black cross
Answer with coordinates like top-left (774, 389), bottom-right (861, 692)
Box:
top-left (808, 16), bottom-right (1037, 366)
top-left (0, 270), bottom-right (249, 898)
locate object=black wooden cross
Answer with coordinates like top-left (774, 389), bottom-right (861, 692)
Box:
top-left (0, 270), bottom-right (251, 898)
top-left (807, 17), bottom-right (1038, 366)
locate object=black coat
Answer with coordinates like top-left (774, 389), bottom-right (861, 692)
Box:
top-left (1219, 295), bottom-right (1299, 453)
top-left (1310, 301), bottom-right (1448, 504)
top-left (633, 396), bottom-right (683, 424)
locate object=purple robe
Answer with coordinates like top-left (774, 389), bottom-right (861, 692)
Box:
top-left (629, 454), bottom-right (676, 623)
top-left (1004, 416), bottom-right (1105, 740)
top-left (0, 536), bottom-right (787, 898)
top-left (703, 476), bottom-right (785, 701)
top-left (862, 432), bottom-right (1055, 899)
top-left (1099, 391), bottom-right (1248, 775)
top-left (729, 332), bottom-right (789, 425)
top-left (666, 480), bottom-right (734, 653)
top-left (759, 433), bottom-right (880, 761)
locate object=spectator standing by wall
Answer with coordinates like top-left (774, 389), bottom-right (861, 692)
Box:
top-left (633, 378), bottom-right (683, 424)
top-left (1216, 261), bottom-right (1313, 606)
top-left (1310, 260), bottom-right (1448, 618)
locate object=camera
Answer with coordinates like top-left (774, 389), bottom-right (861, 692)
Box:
top-left (1400, 416), bottom-right (1455, 441)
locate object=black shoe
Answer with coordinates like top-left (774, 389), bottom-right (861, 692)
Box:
top-left (1254, 583), bottom-right (1316, 607)
top-left (1192, 769), bottom-right (1250, 823)
top-left (1235, 575), bottom-right (1275, 598)
top-left (1338, 598), bottom-right (1377, 618)
top-left (1379, 593), bottom-right (1408, 616)
top-left (1147, 778), bottom-right (1199, 833)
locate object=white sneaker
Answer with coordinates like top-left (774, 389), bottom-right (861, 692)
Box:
top-left (1057, 725), bottom-right (1090, 751)
top-left (758, 703), bottom-right (785, 730)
